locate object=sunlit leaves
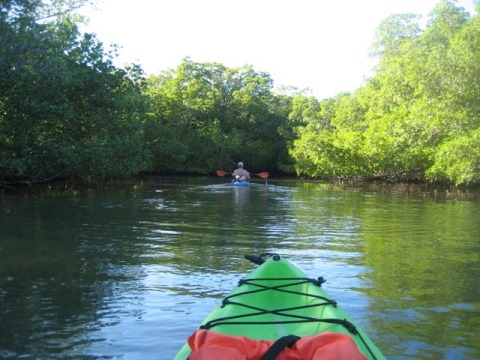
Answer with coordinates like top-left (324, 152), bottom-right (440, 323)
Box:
top-left (288, 0), bottom-right (480, 184)
top-left (144, 57), bottom-right (279, 173)
top-left (370, 13), bottom-right (422, 59)
top-left (427, 129), bottom-right (480, 185)
top-left (3, 0), bottom-right (480, 185)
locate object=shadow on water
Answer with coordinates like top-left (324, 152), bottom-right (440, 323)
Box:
top-left (0, 177), bottom-right (479, 359)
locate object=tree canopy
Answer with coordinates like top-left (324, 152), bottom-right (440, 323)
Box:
top-left (289, 0), bottom-right (480, 185)
top-left (1, 0), bottom-right (480, 188)
top-left (1, 0), bottom-right (149, 185)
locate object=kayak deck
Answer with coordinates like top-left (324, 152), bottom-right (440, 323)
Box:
top-left (174, 254), bottom-right (385, 359)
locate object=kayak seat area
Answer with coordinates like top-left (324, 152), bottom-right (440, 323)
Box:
top-left (187, 329), bottom-right (368, 359)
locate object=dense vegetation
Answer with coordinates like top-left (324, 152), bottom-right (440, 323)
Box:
top-left (1, 0), bottom-right (479, 188)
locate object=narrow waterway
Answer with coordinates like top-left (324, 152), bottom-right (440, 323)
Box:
top-left (1, 178), bottom-right (479, 359)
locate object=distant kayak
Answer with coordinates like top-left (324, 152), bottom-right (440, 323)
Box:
top-left (174, 254), bottom-right (385, 359)
top-left (231, 180), bottom-right (250, 186)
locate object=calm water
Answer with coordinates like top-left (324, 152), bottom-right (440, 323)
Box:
top-left (1, 177), bottom-right (479, 359)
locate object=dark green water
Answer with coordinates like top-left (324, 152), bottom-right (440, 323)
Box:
top-left (1, 178), bottom-right (479, 359)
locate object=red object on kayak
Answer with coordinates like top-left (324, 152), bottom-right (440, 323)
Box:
top-left (187, 329), bottom-right (368, 360)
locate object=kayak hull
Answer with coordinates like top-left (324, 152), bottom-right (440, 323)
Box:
top-left (231, 180), bottom-right (250, 186)
top-left (174, 255), bottom-right (385, 359)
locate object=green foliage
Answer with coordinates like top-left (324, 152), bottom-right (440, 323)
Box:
top-left (289, 0), bottom-right (480, 184)
top-left (427, 129), bottom-right (480, 185)
top-left (144, 57), bottom-right (285, 174)
top-left (370, 13), bottom-right (422, 59)
top-left (2, 0), bottom-right (480, 187)
top-left (0, 0), bottom-right (150, 184)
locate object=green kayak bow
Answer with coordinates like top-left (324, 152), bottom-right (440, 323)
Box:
top-left (174, 253), bottom-right (385, 359)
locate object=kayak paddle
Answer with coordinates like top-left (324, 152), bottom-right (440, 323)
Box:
top-left (254, 172), bottom-right (270, 179)
top-left (216, 170), bottom-right (229, 177)
top-left (216, 170), bottom-right (269, 178)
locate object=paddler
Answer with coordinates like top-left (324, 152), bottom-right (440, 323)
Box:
top-left (232, 162), bottom-right (250, 182)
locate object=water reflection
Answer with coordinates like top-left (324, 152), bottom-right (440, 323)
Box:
top-left (0, 179), bottom-right (479, 359)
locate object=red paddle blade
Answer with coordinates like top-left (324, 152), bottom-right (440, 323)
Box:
top-left (256, 172), bottom-right (270, 178)
top-left (216, 170), bottom-right (229, 177)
